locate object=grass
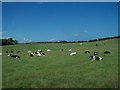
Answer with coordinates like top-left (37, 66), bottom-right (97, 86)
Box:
top-left (2, 38), bottom-right (118, 88)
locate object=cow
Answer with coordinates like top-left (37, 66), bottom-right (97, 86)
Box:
top-left (38, 49), bottom-right (42, 54)
top-left (84, 51), bottom-right (90, 54)
top-left (47, 49), bottom-right (51, 52)
top-left (41, 52), bottom-right (45, 56)
top-left (30, 53), bottom-right (34, 57)
top-left (104, 51), bottom-right (111, 54)
top-left (70, 52), bottom-right (76, 56)
top-left (94, 52), bottom-right (98, 55)
top-left (89, 55), bottom-right (103, 61)
top-left (8, 54), bottom-right (20, 59)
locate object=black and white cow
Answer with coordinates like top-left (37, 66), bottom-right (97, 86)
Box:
top-left (33, 52), bottom-right (41, 56)
top-left (38, 49), bottom-right (42, 54)
top-left (89, 55), bottom-right (103, 61)
top-left (8, 54), bottom-right (20, 59)
top-left (94, 52), bottom-right (98, 55)
top-left (41, 52), bottom-right (45, 56)
top-left (29, 49), bottom-right (45, 57)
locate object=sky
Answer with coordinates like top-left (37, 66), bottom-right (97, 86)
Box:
top-left (2, 2), bottom-right (118, 43)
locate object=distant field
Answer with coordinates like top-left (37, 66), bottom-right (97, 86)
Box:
top-left (2, 38), bottom-right (118, 88)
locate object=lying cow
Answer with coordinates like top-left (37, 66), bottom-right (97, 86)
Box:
top-left (29, 50), bottom-right (45, 57)
top-left (8, 54), bottom-right (20, 59)
top-left (47, 49), bottom-right (51, 52)
top-left (70, 52), bottom-right (76, 56)
top-left (30, 52), bottom-right (41, 57)
top-left (89, 55), bottom-right (103, 61)
top-left (104, 51), bottom-right (111, 54)
top-left (84, 51), bottom-right (90, 54)
top-left (94, 52), bottom-right (98, 55)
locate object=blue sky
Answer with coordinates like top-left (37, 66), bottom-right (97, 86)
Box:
top-left (2, 2), bottom-right (118, 42)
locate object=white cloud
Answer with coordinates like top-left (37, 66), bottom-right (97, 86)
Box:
top-left (48, 38), bottom-right (56, 41)
top-left (23, 38), bottom-right (32, 43)
top-left (6, 37), bottom-right (12, 39)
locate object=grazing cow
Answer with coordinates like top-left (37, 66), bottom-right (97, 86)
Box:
top-left (11, 51), bottom-right (13, 53)
top-left (8, 54), bottom-right (20, 59)
top-left (104, 51), bottom-right (111, 54)
top-left (94, 52), bottom-right (98, 55)
top-left (17, 51), bottom-right (20, 53)
top-left (89, 55), bottom-right (103, 61)
top-left (70, 52), bottom-right (76, 56)
top-left (84, 51), bottom-right (90, 54)
top-left (6, 51), bottom-right (8, 53)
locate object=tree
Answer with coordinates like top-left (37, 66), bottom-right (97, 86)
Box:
top-left (1, 38), bottom-right (19, 45)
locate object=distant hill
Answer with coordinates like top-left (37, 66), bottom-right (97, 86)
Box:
top-left (27, 35), bottom-right (120, 44)
top-left (0, 36), bottom-right (120, 45)
top-left (87, 36), bottom-right (120, 42)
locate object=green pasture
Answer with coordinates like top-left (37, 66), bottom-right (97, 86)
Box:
top-left (2, 38), bottom-right (118, 88)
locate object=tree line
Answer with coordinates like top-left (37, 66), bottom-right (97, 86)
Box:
top-left (0, 36), bottom-right (119, 45)
top-left (26, 36), bottom-right (120, 44)
top-left (0, 38), bottom-right (19, 46)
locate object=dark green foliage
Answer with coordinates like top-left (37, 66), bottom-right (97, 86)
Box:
top-left (1, 38), bottom-right (19, 46)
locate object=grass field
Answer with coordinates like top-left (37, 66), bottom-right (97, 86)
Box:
top-left (2, 38), bottom-right (118, 88)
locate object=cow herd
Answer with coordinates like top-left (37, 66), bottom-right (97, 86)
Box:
top-left (69, 49), bottom-right (110, 61)
top-left (0, 44), bottom-right (111, 61)
top-left (4, 48), bottom-right (111, 61)
top-left (28, 49), bottom-right (45, 57)
top-left (6, 50), bottom-right (21, 58)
